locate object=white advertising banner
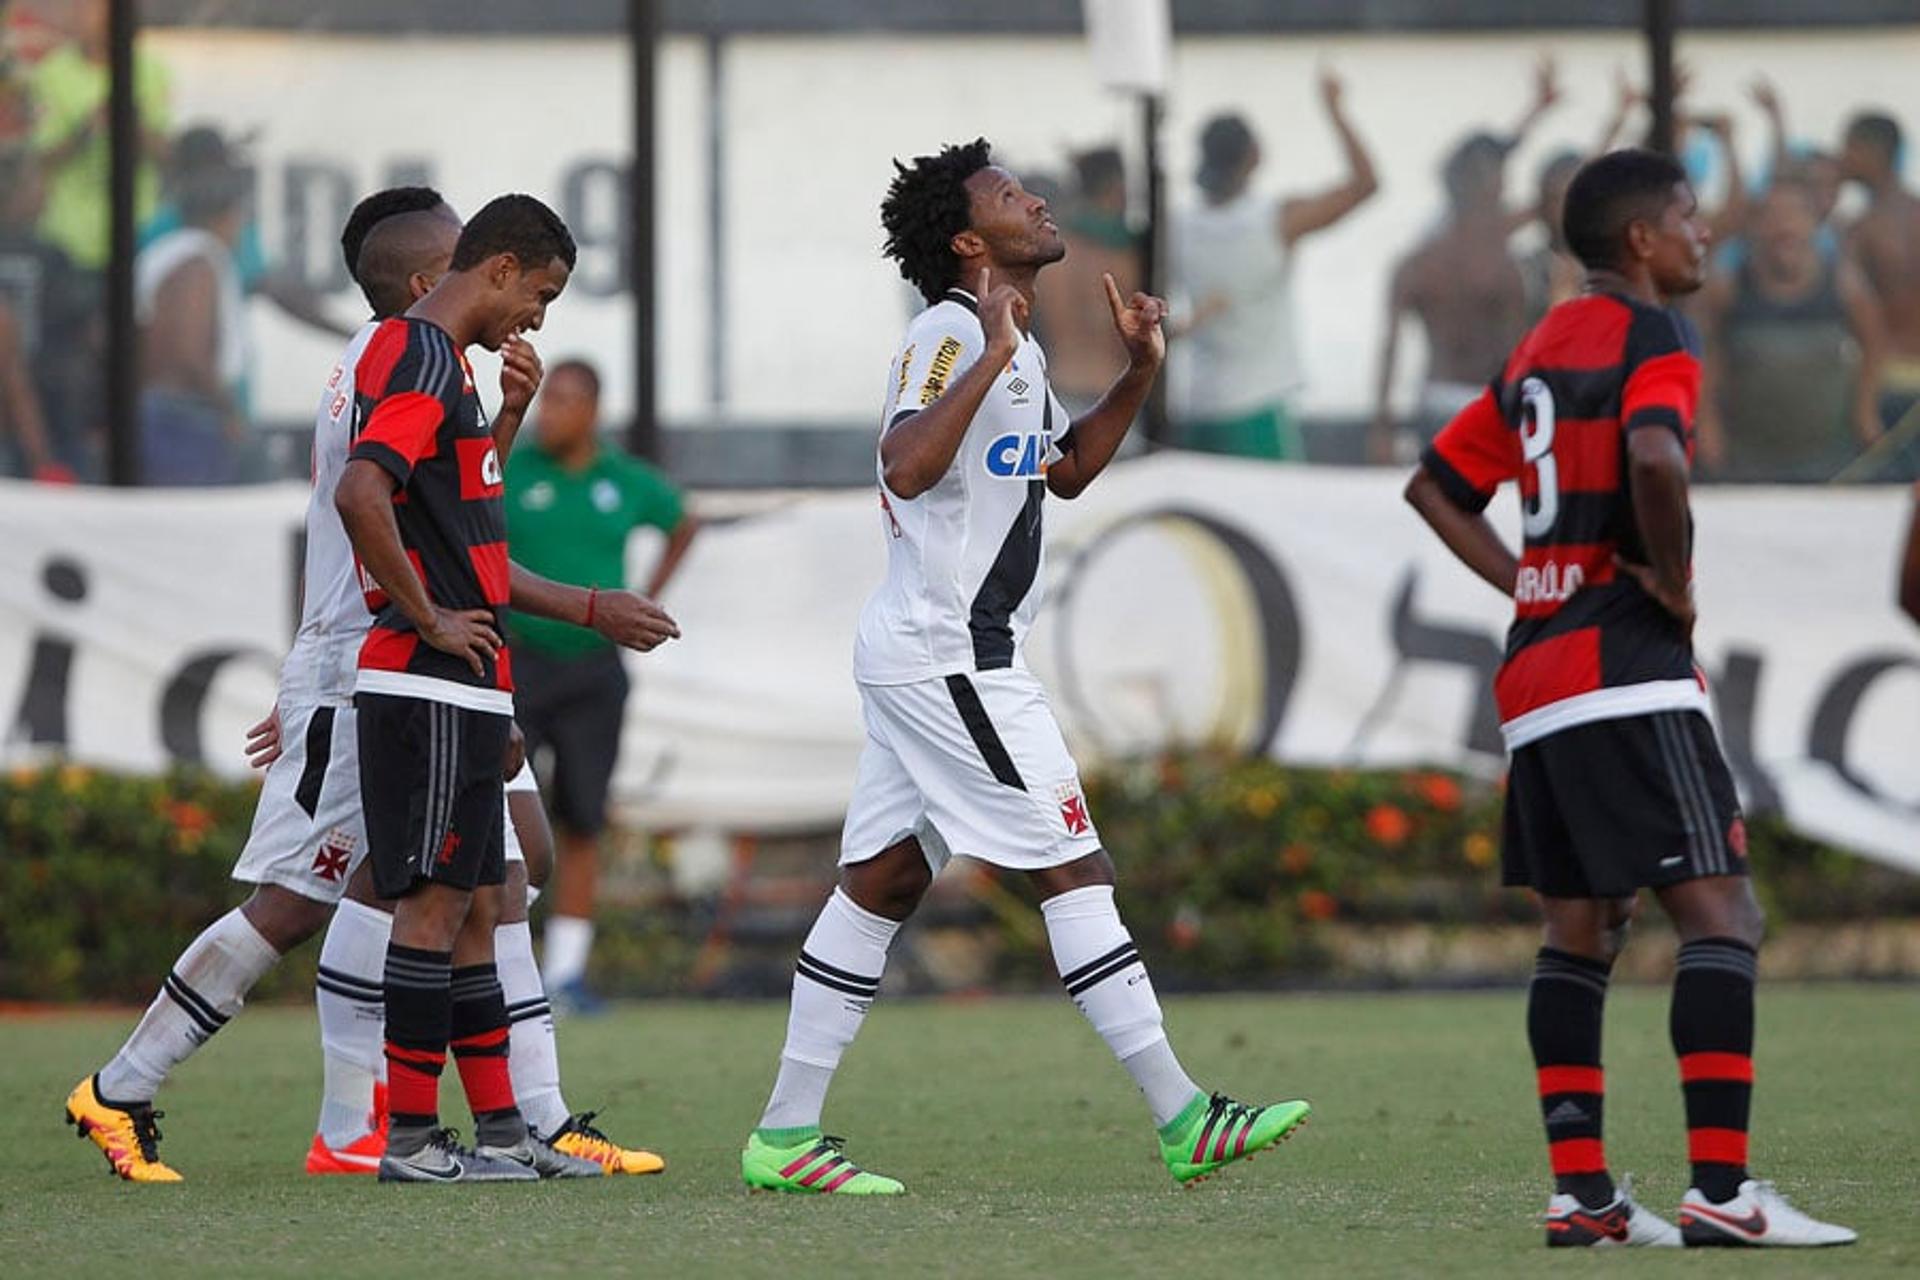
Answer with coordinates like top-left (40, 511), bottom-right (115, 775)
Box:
top-left (1, 459), bottom-right (1915, 871)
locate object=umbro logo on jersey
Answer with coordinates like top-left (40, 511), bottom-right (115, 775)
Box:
top-left (986, 432), bottom-right (1052, 479)
top-left (1007, 376), bottom-right (1030, 398)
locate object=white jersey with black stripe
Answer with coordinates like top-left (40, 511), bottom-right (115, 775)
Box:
top-left (277, 319), bottom-right (379, 707)
top-left (853, 288), bottom-right (1070, 686)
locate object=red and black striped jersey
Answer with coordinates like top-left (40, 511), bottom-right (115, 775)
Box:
top-left (1421, 291), bottom-right (1709, 749)
top-left (347, 316), bottom-right (513, 714)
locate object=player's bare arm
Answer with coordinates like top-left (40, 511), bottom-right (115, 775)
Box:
top-left (1047, 273), bottom-right (1166, 500)
top-left (1899, 486), bottom-right (1920, 625)
top-left (1278, 68), bottom-right (1380, 247)
top-left (1617, 427), bottom-right (1697, 637)
top-left (507, 561), bottom-right (680, 651)
top-left (1404, 467), bottom-right (1520, 597)
top-left (491, 333), bottom-right (543, 455)
top-left (335, 456), bottom-right (502, 676)
top-left (881, 267), bottom-right (1024, 500)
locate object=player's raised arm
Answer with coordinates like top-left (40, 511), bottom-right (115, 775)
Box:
top-left (881, 267), bottom-right (1022, 500)
top-left (1047, 273), bottom-right (1165, 499)
top-left (491, 333), bottom-right (544, 455)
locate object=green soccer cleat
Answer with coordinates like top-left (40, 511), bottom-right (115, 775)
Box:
top-left (740, 1130), bottom-right (904, 1196)
top-left (1158, 1091), bottom-right (1310, 1185)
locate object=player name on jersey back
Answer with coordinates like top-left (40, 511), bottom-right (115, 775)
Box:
top-left (854, 287), bottom-right (1073, 686)
top-left (1422, 292), bottom-right (1710, 749)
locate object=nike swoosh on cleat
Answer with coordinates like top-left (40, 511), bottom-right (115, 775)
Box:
top-left (1684, 1203), bottom-right (1768, 1236)
top-left (1565, 1211), bottom-right (1630, 1241)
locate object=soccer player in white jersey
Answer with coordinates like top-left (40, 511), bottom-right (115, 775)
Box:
top-left (64, 188), bottom-right (675, 1182)
top-left (739, 139), bottom-right (1311, 1195)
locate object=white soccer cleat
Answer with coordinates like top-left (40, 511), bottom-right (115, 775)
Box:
top-left (1679, 1178), bottom-right (1857, 1247)
top-left (1545, 1176), bottom-right (1681, 1247)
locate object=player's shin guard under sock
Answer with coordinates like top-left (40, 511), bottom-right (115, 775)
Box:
top-left (1042, 884), bottom-right (1200, 1128)
top-left (496, 920), bottom-right (569, 1136)
top-left (97, 908), bottom-right (281, 1104)
top-left (757, 888), bottom-right (898, 1133)
top-left (450, 963), bottom-right (527, 1147)
top-left (314, 899), bottom-right (391, 1146)
top-left (383, 943), bottom-right (452, 1157)
top-left (1672, 937), bottom-right (1758, 1203)
top-left (1529, 946), bottom-right (1615, 1210)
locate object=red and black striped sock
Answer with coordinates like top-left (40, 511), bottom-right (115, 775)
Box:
top-left (1529, 947), bottom-right (1615, 1209)
top-left (383, 943), bottom-right (452, 1155)
top-left (1672, 937), bottom-right (1757, 1203)
top-left (450, 963), bottom-right (526, 1147)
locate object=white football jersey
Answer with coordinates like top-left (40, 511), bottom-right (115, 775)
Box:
top-left (277, 320), bottom-right (379, 707)
top-left (853, 288), bottom-right (1070, 686)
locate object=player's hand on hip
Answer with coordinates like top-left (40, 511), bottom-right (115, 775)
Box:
top-left (499, 334), bottom-right (544, 417)
top-left (1613, 555), bottom-right (1696, 639)
top-left (977, 268), bottom-right (1027, 363)
top-left (502, 721), bottom-right (527, 781)
top-left (421, 606), bottom-right (503, 677)
top-left (1104, 272), bottom-right (1167, 369)
top-left (592, 588), bottom-right (681, 651)
top-left (244, 703), bottom-right (283, 770)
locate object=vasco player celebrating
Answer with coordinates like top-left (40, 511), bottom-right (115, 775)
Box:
top-left (1405, 149), bottom-right (1854, 1249)
top-left (335, 194), bottom-right (598, 1183)
top-left (739, 139), bottom-right (1309, 1196)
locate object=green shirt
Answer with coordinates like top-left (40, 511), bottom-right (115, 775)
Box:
top-left (30, 45), bottom-right (170, 271)
top-left (505, 442), bottom-right (686, 658)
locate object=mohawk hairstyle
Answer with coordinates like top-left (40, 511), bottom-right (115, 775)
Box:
top-left (340, 186), bottom-right (446, 281)
top-left (881, 138), bottom-right (993, 304)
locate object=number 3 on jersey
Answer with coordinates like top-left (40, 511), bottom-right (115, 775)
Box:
top-left (1518, 376), bottom-right (1558, 539)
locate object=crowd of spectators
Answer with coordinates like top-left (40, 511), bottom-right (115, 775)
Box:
top-left (4, 9), bottom-right (1915, 486)
top-left (1032, 57), bottom-right (1919, 482)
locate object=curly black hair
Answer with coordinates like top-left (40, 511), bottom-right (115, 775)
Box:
top-left (881, 138), bottom-right (992, 304)
top-left (340, 186), bottom-right (446, 281)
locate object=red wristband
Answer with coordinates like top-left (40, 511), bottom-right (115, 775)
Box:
top-left (585, 585), bottom-right (599, 627)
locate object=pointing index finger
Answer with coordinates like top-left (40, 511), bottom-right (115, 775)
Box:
top-left (1102, 272), bottom-right (1125, 318)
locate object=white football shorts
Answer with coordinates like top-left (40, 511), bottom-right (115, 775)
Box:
top-left (231, 700), bottom-right (367, 902)
top-left (840, 668), bottom-right (1101, 873)
top-left (502, 758), bottom-right (537, 865)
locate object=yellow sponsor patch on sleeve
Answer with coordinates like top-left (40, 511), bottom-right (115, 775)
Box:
top-left (920, 336), bottom-right (965, 406)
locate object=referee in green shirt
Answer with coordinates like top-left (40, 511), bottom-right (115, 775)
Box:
top-left (506, 359), bottom-right (699, 1007)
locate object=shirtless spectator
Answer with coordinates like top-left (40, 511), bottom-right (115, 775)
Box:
top-left (1035, 146), bottom-right (1139, 414)
top-left (1839, 110), bottom-right (1920, 471)
top-left (1370, 58), bottom-right (1561, 463)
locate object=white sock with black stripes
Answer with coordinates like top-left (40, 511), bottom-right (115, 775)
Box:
top-left (314, 898), bottom-right (392, 1146)
top-left (756, 887), bottom-right (898, 1135)
top-left (1042, 884), bottom-right (1200, 1128)
top-left (97, 908), bottom-right (281, 1105)
top-left (496, 918), bottom-right (569, 1136)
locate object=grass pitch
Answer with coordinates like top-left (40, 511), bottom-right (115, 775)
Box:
top-left (2, 985), bottom-right (1915, 1278)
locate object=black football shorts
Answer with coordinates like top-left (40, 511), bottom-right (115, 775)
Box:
top-left (1502, 709), bottom-right (1749, 899)
top-left (356, 692), bottom-right (510, 899)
